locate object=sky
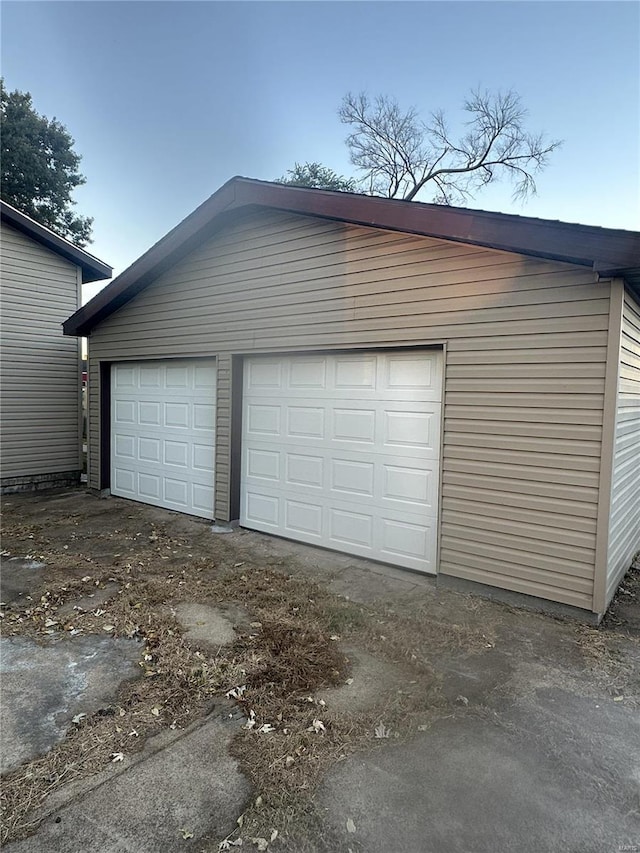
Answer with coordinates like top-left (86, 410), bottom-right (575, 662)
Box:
top-left (2, 1), bottom-right (639, 302)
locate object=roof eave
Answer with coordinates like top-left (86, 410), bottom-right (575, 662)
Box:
top-left (62, 177), bottom-right (640, 336)
top-left (0, 201), bottom-right (112, 283)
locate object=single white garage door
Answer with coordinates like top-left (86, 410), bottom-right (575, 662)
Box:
top-left (111, 359), bottom-right (216, 518)
top-left (241, 351), bottom-right (442, 573)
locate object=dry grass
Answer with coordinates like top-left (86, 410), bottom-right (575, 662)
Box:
top-left (0, 518), bottom-right (450, 851)
top-left (3, 495), bottom-right (635, 851)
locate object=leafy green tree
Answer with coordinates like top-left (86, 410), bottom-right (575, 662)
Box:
top-left (1, 80), bottom-right (93, 245)
top-left (276, 161), bottom-right (357, 193)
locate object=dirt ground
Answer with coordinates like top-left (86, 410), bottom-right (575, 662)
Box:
top-left (1, 487), bottom-right (639, 851)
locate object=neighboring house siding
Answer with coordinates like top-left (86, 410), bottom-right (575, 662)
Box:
top-left (606, 287), bottom-right (640, 605)
top-left (87, 210), bottom-right (610, 610)
top-left (0, 223), bottom-right (81, 482)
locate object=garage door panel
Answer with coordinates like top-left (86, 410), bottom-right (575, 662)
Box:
top-left (114, 434), bottom-right (135, 459)
top-left (192, 483), bottom-right (215, 514)
top-left (113, 466), bottom-right (136, 495)
top-left (139, 472), bottom-right (161, 501)
top-left (245, 491), bottom-right (280, 527)
top-left (329, 506), bottom-right (373, 548)
top-left (244, 354), bottom-right (441, 402)
top-left (241, 351), bottom-right (442, 573)
top-left (332, 408), bottom-right (376, 443)
top-left (194, 403), bottom-right (215, 430)
top-left (164, 439), bottom-right (188, 467)
top-left (246, 447), bottom-right (281, 480)
top-left (246, 359), bottom-right (283, 390)
top-left (287, 406), bottom-right (325, 439)
top-left (192, 443), bottom-right (215, 471)
top-left (289, 358), bottom-right (327, 389)
top-left (379, 515), bottom-right (436, 570)
top-left (165, 402), bottom-right (189, 428)
top-left (384, 354), bottom-right (441, 395)
top-left (286, 453), bottom-right (324, 489)
top-left (111, 359), bottom-right (215, 519)
top-left (166, 366), bottom-right (189, 388)
top-left (139, 437), bottom-right (161, 463)
top-left (139, 366), bottom-right (161, 387)
top-left (330, 458), bottom-right (375, 497)
top-left (113, 366), bottom-right (136, 389)
top-left (244, 444), bottom-right (438, 506)
top-left (164, 476), bottom-right (187, 505)
top-left (115, 400), bottom-right (136, 424)
top-left (285, 499), bottom-right (323, 538)
top-left (247, 404), bottom-right (281, 435)
top-left (382, 463), bottom-right (434, 507)
top-left (194, 364), bottom-right (217, 389)
top-left (139, 401), bottom-right (160, 426)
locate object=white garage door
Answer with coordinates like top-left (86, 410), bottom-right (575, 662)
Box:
top-left (111, 359), bottom-right (216, 518)
top-left (241, 351), bottom-right (442, 573)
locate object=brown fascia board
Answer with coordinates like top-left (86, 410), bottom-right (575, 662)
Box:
top-left (63, 176), bottom-right (640, 337)
top-left (0, 200), bottom-right (112, 283)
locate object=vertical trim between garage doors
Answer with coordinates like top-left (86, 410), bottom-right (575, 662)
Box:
top-left (229, 355), bottom-right (244, 522)
top-left (435, 341), bottom-right (447, 576)
top-left (100, 361), bottom-right (111, 490)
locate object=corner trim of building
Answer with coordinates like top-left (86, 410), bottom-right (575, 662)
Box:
top-left (592, 277), bottom-right (624, 613)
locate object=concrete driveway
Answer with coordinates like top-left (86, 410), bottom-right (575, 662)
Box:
top-left (1, 489), bottom-right (638, 852)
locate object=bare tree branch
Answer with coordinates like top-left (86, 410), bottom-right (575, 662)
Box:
top-left (339, 88), bottom-right (562, 205)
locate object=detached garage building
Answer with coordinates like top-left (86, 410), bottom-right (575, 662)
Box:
top-left (1, 201), bottom-right (111, 493)
top-left (63, 178), bottom-right (640, 620)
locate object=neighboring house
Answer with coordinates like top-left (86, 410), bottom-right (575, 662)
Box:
top-left (0, 201), bottom-right (112, 493)
top-left (63, 178), bottom-right (640, 621)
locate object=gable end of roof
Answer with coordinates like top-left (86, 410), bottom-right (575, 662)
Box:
top-left (1, 200), bottom-right (112, 283)
top-left (63, 177), bottom-right (640, 336)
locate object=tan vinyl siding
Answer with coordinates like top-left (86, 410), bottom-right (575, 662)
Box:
top-left (88, 210), bottom-right (611, 610)
top-left (606, 287), bottom-right (640, 605)
top-left (1, 223), bottom-right (82, 481)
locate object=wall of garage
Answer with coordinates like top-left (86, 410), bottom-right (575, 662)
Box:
top-left (86, 209), bottom-right (613, 611)
top-left (606, 286), bottom-right (640, 607)
top-left (1, 222), bottom-right (82, 487)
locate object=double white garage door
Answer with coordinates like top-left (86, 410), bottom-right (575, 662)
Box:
top-left (111, 351), bottom-right (442, 573)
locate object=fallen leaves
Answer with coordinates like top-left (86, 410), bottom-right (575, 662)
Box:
top-left (226, 685), bottom-right (247, 700)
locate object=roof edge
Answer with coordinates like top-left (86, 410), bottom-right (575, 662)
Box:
top-left (0, 200), bottom-right (112, 283)
top-left (63, 177), bottom-right (640, 336)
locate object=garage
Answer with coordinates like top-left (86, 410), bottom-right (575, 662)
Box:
top-left (241, 351), bottom-right (442, 573)
top-left (110, 359), bottom-right (216, 517)
top-left (65, 177), bottom-right (640, 618)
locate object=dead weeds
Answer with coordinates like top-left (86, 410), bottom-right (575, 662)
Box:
top-left (0, 508), bottom-right (448, 850)
top-left (3, 493), bottom-right (636, 851)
